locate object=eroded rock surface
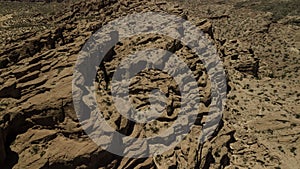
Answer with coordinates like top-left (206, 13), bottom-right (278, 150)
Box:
top-left (0, 0), bottom-right (299, 168)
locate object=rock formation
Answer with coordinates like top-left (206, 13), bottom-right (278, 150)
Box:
top-left (0, 0), bottom-right (299, 168)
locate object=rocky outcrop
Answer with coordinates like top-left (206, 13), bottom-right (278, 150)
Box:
top-left (0, 0), bottom-right (234, 168)
top-left (0, 0), bottom-right (299, 168)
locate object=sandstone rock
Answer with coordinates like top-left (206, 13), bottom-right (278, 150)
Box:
top-left (0, 0), bottom-right (298, 168)
top-left (0, 78), bottom-right (21, 99)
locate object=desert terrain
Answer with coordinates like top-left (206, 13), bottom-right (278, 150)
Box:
top-left (0, 0), bottom-right (299, 168)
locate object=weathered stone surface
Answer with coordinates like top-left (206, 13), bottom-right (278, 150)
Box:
top-left (0, 0), bottom-right (299, 168)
